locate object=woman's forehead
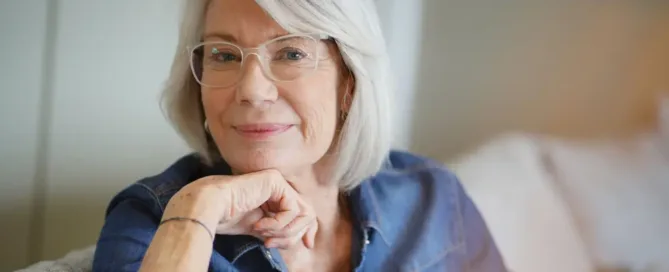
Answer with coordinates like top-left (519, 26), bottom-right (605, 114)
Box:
top-left (204, 0), bottom-right (289, 46)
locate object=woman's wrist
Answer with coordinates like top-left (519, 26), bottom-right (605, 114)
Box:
top-left (140, 215), bottom-right (214, 272)
top-left (162, 190), bottom-right (223, 234)
top-left (159, 216), bottom-right (215, 240)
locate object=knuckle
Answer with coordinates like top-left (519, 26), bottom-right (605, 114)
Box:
top-left (262, 169), bottom-right (282, 183)
top-left (253, 170), bottom-right (281, 195)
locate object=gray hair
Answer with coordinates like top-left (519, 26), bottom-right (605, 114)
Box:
top-left (161, 0), bottom-right (393, 190)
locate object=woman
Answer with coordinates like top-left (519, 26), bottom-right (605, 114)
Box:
top-left (92, 0), bottom-right (505, 271)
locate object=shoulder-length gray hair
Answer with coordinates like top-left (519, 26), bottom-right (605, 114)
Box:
top-left (161, 0), bottom-right (393, 190)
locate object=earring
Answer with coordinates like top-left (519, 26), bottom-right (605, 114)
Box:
top-left (341, 111), bottom-right (349, 121)
top-left (340, 78), bottom-right (352, 121)
top-left (203, 119), bottom-right (209, 133)
top-left (341, 93), bottom-right (351, 121)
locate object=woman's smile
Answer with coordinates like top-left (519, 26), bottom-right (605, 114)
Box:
top-left (232, 123), bottom-right (294, 140)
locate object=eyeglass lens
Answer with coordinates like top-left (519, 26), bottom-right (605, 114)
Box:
top-left (191, 35), bottom-right (321, 88)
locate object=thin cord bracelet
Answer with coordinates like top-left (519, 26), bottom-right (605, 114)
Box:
top-left (159, 216), bottom-right (215, 241)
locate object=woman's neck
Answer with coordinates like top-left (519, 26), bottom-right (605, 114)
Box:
top-left (277, 167), bottom-right (353, 271)
top-left (280, 167), bottom-right (347, 238)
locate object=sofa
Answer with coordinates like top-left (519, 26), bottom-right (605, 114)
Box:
top-left (16, 245), bottom-right (95, 272)
top-left (450, 98), bottom-right (669, 272)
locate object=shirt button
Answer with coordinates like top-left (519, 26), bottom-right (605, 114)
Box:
top-left (265, 250), bottom-right (273, 260)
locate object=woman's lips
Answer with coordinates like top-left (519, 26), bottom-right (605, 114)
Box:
top-left (232, 123), bottom-right (293, 139)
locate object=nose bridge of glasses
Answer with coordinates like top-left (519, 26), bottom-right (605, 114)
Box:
top-left (237, 47), bottom-right (274, 82)
top-left (241, 46), bottom-right (275, 77)
top-left (241, 46), bottom-right (269, 61)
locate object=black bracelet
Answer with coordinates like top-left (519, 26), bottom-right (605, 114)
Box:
top-left (159, 216), bottom-right (215, 241)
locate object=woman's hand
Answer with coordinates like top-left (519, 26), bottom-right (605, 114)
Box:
top-left (162, 169), bottom-right (318, 249)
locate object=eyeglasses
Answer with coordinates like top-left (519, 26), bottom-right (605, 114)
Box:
top-left (189, 33), bottom-right (330, 88)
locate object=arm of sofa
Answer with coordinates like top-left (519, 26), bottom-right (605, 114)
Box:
top-left (16, 246), bottom-right (96, 272)
top-left (448, 133), bottom-right (594, 272)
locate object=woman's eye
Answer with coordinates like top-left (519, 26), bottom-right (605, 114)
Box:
top-left (213, 53), bottom-right (237, 62)
top-left (211, 48), bottom-right (238, 62)
top-left (277, 48), bottom-right (306, 61)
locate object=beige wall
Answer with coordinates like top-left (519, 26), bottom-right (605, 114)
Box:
top-left (1, 1), bottom-right (188, 270)
top-left (0, 1), bottom-right (49, 271)
top-left (411, 1), bottom-right (669, 160)
top-left (40, 0), bottom-right (189, 262)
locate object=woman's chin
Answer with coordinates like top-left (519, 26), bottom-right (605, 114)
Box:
top-left (231, 162), bottom-right (284, 174)
top-left (221, 148), bottom-right (293, 173)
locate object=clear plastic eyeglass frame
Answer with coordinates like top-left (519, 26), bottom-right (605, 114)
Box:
top-left (188, 33), bottom-right (331, 88)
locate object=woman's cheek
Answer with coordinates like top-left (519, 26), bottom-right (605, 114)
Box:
top-left (300, 103), bottom-right (336, 148)
top-left (301, 107), bottom-right (322, 145)
top-left (203, 91), bottom-right (233, 124)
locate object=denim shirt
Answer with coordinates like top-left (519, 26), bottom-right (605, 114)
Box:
top-left (93, 150), bottom-right (506, 272)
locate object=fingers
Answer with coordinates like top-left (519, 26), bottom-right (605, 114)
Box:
top-left (208, 169), bottom-right (319, 249)
top-left (262, 216), bottom-right (317, 249)
top-left (264, 225), bottom-right (310, 249)
top-left (259, 213), bottom-right (313, 238)
top-left (216, 208), bottom-right (264, 235)
top-left (255, 199), bottom-right (318, 249)
top-left (253, 194), bottom-right (300, 231)
top-left (303, 220), bottom-right (318, 249)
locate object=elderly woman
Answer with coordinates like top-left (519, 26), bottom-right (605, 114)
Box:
top-left (92, 0), bottom-right (505, 271)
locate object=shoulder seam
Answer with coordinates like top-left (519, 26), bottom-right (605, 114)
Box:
top-left (412, 169), bottom-right (467, 271)
top-left (134, 182), bottom-right (166, 213)
top-left (377, 162), bottom-right (448, 176)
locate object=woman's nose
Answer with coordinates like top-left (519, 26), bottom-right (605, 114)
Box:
top-left (235, 55), bottom-right (278, 108)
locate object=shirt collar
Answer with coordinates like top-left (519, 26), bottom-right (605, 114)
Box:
top-left (345, 160), bottom-right (395, 247)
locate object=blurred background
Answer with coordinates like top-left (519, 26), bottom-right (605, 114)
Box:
top-left (1, 0), bottom-right (668, 271)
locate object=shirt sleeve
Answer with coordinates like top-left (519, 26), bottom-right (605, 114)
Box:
top-left (92, 184), bottom-right (163, 272)
top-left (457, 181), bottom-right (508, 272)
top-left (92, 183), bottom-right (239, 272)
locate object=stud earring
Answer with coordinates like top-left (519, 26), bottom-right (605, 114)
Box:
top-left (341, 93), bottom-right (351, 121)
top-left (341, 78), bottom-right (352, 121)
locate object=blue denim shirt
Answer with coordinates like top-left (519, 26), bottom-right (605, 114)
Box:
top-left (93, 150), bottom-right (506, 272)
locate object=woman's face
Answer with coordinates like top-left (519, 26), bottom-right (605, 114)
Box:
top-left (201, 0), bottom-right (346, 174)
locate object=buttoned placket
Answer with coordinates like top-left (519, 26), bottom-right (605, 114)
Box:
top-left (258, 234), bottom-right (371, 272)
top-left (354, 228), bottom-right (373, 272)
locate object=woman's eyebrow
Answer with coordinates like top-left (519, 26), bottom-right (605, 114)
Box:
top-left (203, 32), bottom-right (237, 42)
top-left (202, 31), bottom-right (291, 43)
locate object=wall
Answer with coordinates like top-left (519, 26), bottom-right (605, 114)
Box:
top-left (40, 0), bottom-right (190, 261)
top-left (1, 1), bottom-right (190, 270)
top-left (411, 1), bottom-right (669, 160)
top-left (0, 1), bottom-right (49, 271)
top-left (376, 0), bottom-right (423, 149)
